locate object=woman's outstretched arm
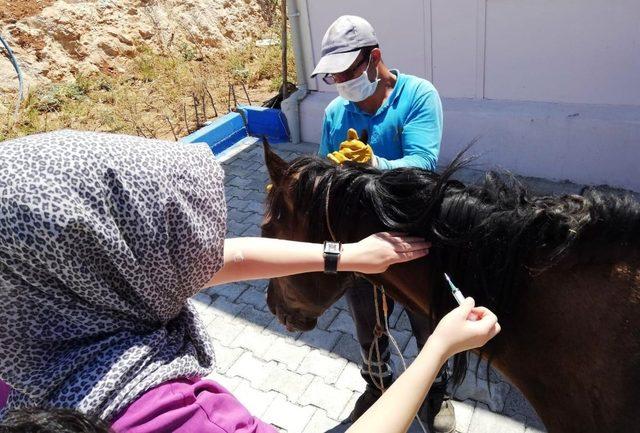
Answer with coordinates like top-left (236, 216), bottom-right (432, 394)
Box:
top-left (204, 232), bottom-right (430, 287)
top-left (347, 298), bottom-right (501, 433)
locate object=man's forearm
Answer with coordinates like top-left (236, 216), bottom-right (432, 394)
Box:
top-left (375, 153), bottom-right (437, 171)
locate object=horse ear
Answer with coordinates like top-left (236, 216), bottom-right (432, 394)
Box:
top-left (262, 136), bottom-right (289, 185)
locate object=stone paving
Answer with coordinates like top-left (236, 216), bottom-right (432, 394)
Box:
top-left (191, 141), bottom-right (550, 433)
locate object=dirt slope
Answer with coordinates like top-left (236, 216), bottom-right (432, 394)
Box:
top-left (0, 0), bottom-right (278, 91)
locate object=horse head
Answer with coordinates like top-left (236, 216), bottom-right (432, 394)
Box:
top-left (261, 139), bottom-right (358, 331)
top-left (260, 138), bottom-right (451, 331)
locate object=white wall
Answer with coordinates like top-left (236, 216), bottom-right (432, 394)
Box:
top-left (295, 0), bottom-right (640, 191)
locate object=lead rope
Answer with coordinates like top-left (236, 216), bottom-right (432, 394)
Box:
top-left (325, 178), bottom-right (427, 432)
top-left (366, 285), bottom-right (387, 392)
top-left (368, 284), bottom-right (428, 433)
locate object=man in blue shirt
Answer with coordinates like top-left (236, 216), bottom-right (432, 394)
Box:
top-left (311, 15), bottom-right (453, 433)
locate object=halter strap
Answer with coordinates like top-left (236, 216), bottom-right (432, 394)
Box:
top-left (324, 177), bottom-right (338, 242)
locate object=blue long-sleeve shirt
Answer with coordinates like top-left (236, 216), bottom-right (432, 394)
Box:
top-left (318, 71), bottom-right (443, 170)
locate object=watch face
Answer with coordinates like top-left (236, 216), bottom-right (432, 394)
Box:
top-left (325, 242), bottom-right (341, 254)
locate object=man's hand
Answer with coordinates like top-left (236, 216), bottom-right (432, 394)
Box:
top-left (327, 129), bottom-right (375, 165)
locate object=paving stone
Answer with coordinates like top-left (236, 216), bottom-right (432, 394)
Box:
top-left (227, 220), bottom-right (250, 236)
top-left (190, 296), bottom-right (217, 326)
top-left (192, 291), bottom-right (213, 306)
top-left (389, 328), bottom-right (412, 353)
top-left (452, 399), bottom-right (476, 433)
top-left (247, 278), bottom-right (269, 291)
top-left (228, 352), bottom-right (272, 385)
top-left (333, 295), bottom-right (349, 311)
top-left (204, 370), bottom-right (242, 393)
top-left (451, 374), bottom-right (511, 413)
top-left (468, 352), bottom-right (505, 383)
top-left (237, 287), bottom-right (269, 311)
top-left (232, 379), bottom-right (278, 419)
top-left (388, 304), bottom-right (405, 328)
top-left (225, 185), bottom-right (253, 200)
top-left (503, 386), bottom-right (545, 432)
top-left (237, 304), bottom-right (274, 330)
top-left (261, 362), bottom-right (314, 403)
top-left (227, 208), bottom-right (252, 223)
top-left (395, 310), bottom-right (412, 331)
top-left (327, 310), bottom-right (356, 335)
top-left (295, 328), bottom-right (341, 352)
top-left (297, 348), bottom-right (347, 384)
top-left (242, 211), bottom-right (264, 226)
top-left (205, 317), bottom-right (245, 346)
top-left (226, 197), bottom-right (252, 211)
top-left (302, 408), bottom-right (340, 433)
top-left (245, 190), bottom-right (266, 202)
top-left (244, 201), bottom-right (265, 214)
top-left (211, 295), bottom-right (245, 319)
top-left (231, 325), bottom-right (277, 356)
top-left (232, 149), bottom-right (252, 160)
top-left (525, 421), bottom-right (547, 433)
top-left (338, 390), bottom-right (360, 421)
top-left (247, 174), bottom-right (267, 186)
top-left (316, 307), bottom-right (340, 330)
top-left (228, 176), bottom-right (253, 188)
top-left (242, 224), bottom-right (262, 236)
top-left (263, 395), bottom-right (316, 433)
top-left (391, 352), bottom-right (415, 375)
top-left (205, 282), bottom-right (247, 302)
top-left (212, 342), bottom-right (244, 374)
top-left (233, 168), bottom-right (254, 180)
top-left (332, 333), bottom-right (362, 364)
top-left (470, 403), bottom-right (526, 433)
top-left (244, 159), bottom-right (263, 170)
top-left (299, 376), bottom-right (354, 419)
top-left (264, 336), bottom-right (311, 370)
top-left (334, 362), bottom-right (367, 393)
top-left (402, 336), bottom-right (419, 358)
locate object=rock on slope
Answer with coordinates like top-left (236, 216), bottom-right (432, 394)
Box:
top-left (0, 0), bottom-right (276, 92)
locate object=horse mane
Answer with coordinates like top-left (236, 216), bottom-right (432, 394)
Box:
top-left (270, 151), bottom-right (640, 382)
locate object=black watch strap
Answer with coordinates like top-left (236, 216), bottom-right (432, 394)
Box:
top-left (323, 241), bottom-right (341, 274)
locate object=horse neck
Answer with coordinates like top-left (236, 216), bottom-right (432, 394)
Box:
top-left (493, 242), bottom-right (640, 433)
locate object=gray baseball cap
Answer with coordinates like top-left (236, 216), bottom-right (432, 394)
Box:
top-left (311, 15), bottom-right (378, 78)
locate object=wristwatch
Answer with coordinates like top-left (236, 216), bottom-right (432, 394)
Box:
top-left (323, 241), bottom-right (342, 274)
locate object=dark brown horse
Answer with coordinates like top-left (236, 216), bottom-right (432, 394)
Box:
top-left (260, 140), bottom-right (640, 433)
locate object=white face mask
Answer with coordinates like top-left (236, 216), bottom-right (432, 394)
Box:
top-left (335, 57), bottom-right (379, 102)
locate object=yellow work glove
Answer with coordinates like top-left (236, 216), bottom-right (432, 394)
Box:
top-left (327, 129), bottom-right (374, 165)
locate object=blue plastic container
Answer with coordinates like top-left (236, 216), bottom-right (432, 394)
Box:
top-left (181, 107), bottom-right (290, 157)
top-left (180, 112), bottom-right (248, 153)
top-left (238, 106), bottom-right (290, 143)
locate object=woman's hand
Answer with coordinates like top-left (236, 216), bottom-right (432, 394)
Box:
top-left (428, 297), bottom-right (501, 361)
top-left (340, 232), bottom-right (431, 274)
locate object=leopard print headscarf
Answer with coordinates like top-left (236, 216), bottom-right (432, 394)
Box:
top-left (0, 130), bottom-right (226, 420)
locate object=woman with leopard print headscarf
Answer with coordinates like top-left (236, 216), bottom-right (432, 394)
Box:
top-left (0, 130), bottom-right (430, 433)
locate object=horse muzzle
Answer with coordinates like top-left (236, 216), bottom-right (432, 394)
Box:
top-left (266, 281), bottom-right (318, 332)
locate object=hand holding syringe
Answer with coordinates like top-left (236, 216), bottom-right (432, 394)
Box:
top-left (444, 273), bottom-right (479, 321)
